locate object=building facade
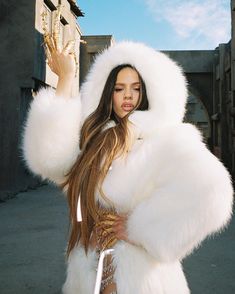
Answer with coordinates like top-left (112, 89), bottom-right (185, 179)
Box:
top-left (164, 50), bottom-right (214, 147)
top-left (211, 0), bottom-right (235, 179)
top-left (0, 0), bottom-right (83, 200)
top-left (163, 1), bottom-right (235, 180)
top-left (0, 0), bottom-right (116, 201)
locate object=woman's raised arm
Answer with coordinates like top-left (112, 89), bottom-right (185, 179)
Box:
top-left (22, 18), bottom-right (82, 184)
top-left (47, 41), bottom-right (77, 98)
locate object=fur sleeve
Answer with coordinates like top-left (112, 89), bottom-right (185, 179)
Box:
top-left (22, 87), bottom-right (82, 184)
top-left (127, 123), bottom-right (234, 262)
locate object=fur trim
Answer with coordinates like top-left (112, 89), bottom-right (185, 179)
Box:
top-left (113, 242), bottom-right (190, 294)
top-left (62, 242), bottom-right (190, 294)
top-left (62, 246), bottom-right (97, 294)
top-left (126, 123), bottom-right (234, 262)
top-left (22, 87), bottom-right (81, 184)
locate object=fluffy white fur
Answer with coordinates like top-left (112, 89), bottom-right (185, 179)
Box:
top-left (22, 41), bottom-right (234, 294)
top-left (22, 87), bottom-right (82, 184)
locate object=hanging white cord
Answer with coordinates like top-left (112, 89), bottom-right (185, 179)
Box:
top-left (94, 248), bottom-right (115, 294)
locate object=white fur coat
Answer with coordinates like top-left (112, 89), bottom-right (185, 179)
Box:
top-left (22, 42), bottom-right (234, 294)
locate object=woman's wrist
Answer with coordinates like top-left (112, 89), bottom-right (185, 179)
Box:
top-left (59, 73), bottom-right (75, 80)
top-left (56, 74), bottom-right (74, 98)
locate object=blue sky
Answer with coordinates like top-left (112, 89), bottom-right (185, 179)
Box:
top-left (77, 0), bottom-right (231, 50)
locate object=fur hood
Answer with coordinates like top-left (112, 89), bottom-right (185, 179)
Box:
top-left (80, 41), bottom-right (188, 133)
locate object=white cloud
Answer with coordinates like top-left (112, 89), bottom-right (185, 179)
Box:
top-left (144, 0), bottom-right (231, 48)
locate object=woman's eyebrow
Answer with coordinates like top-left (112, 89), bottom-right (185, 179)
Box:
top-left (115, 82), bottom-right (140, 85)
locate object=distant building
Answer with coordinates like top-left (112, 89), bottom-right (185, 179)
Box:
top-left (169, 0), bottom-right (235, 179)
top-left (80, 35), bottom-right (115, 84)
top-left (163, 50), bottom-right (214, 146)
top-left (164, 0), bottom-right (235, 178)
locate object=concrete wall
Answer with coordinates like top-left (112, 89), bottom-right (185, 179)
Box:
top-left (164, 50), bottom-right (214, 73)
top-left (212, 44), bottom-right (232, 172)
top-left (231, 0), bottom-right (235, 178)
top-left (164, 50), bottom-right (214, 147)
top-left (0, 0), bottom-right (37, 201)
top-left (164, 51), bottom-right (214, 116)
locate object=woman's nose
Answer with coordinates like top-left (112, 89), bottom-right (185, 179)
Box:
top-left (124, 89), bottom-right (132, 99)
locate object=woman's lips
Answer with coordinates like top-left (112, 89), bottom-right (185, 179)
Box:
top-left (121, 103), bottom-right (134, 111)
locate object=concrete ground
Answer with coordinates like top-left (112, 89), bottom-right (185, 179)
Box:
top-left (0, 184), bottom-right (234, 294)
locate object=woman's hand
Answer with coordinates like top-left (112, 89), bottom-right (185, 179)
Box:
top-left (42, 6), bottom-right (77, 79)
top-left (48, 44), bottom-right (76, 98)
top-left (47, 46), bottom-right (77, 79)
top-left (42, 5), bottom-right (79, 98)
top-left (93, 211), bottom-right (138, 251)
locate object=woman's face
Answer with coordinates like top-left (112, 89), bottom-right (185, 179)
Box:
top-left (112, 67), bottom-right (140, 118)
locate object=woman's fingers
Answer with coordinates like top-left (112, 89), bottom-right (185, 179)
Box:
top-left (52, 5), bottom-right (62, 52)
top-left (104, 235), bottom-right (118, 250)
top-left (99, 233), bottom-right (118, 250)
top-left (41, 6), bottom-right (78, 78)
top-left (99, 219), bottom-right (127, 240)
top-left (61, 26), bottom-right (79, 77)
top-left (62, 40), bottom-right (75, 55)
top-left (95, 220), bottom-right (116, 228)
top-left (98, 211), bottom-right (119, 220)
top-left (101, 227), bottom-right (114, 236)
top-left (44, 34), bottom-right (55, 57)
top-left (94, 212), bottom-right (130, 250)
top-left (41, 9), bottom-right (56, 54)
top-left (45, 48), bottom-right (76, 77)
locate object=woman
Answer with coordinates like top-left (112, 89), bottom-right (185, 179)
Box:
top-left (23, 31), bottom-right (233, 293)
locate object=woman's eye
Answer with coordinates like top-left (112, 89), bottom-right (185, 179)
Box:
top-left (134, 88), bottom-right (140, 91)
top-left (114, 88), bottom-right (123, 92)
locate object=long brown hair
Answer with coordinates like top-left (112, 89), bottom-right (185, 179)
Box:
top-left (63, 64), bottom-right (149, 255)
